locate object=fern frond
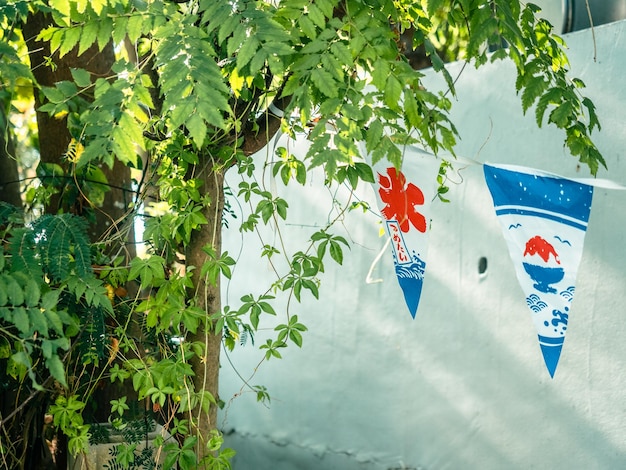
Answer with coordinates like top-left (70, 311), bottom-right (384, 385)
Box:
top-left (32, 214), bottom-right (93, 281)
top-left (8, 227), bottom-right (43, 279)
top-left (122, 417), bottom-right (156, 444)
top-left (75, 304), bottom-right (106, 365)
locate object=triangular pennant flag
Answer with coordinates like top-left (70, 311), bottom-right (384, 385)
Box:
top-left (483, 164), bottom-right (594, 377)
top-left (371, 146), bottom-right (440, 319)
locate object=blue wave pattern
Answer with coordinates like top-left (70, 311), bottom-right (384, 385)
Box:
top-left (526, 294), bottom-right (548, 312)
top-left (395, 251), bottom-right (426, 319)
top-left (395, 255), bottom-right (426, 280)
top-left (385, 219), bottom-right (428, 319)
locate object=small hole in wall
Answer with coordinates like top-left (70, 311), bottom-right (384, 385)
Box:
top-left (478, 257), bottom-right (488, 275)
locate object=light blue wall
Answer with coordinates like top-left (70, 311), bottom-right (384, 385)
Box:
top-left (218, 20), bottom-right (626, 469)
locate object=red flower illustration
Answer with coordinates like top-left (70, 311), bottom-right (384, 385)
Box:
top-left (378, 167), bottom-right (426, 232)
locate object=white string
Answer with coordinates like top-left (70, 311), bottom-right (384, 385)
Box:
top-left (365, 237), bottom-right (390, 284)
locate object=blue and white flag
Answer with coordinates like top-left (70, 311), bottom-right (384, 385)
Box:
top-left (483, 164), bottom-right (594, 377)
top-left (371, 146), bottom-right (440, 319)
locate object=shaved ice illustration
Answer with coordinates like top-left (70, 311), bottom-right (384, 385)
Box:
top-left (522, 236), bottom-right (564, 293)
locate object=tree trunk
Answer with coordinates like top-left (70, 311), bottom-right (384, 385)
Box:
top-left (0, 111), bottom-right (22, 208)
top-left (21, 11), bottom-right (137, 469)
top-left (185, 161), bottom-right (224, 463)
top-left (24, 12), bottom-right (136, 248)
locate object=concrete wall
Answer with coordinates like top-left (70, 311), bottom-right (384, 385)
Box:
top-left (218, 20), bottom-right (626, 469)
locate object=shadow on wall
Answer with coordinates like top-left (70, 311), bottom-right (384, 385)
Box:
top-left (218, 19), bottom-right (626, 469)
top-left (219, 163), bottom-right (626, 469)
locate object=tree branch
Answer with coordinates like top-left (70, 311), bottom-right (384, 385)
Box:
top-left (241, 95), bottom-right (291, 156)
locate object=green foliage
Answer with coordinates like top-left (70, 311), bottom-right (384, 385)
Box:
top-left (89, 416), bottom-right (163, 470)
top-left (75, 304), bottom-right (107, 365)
top-left (282, 251), bottom-right (323, 301)
top-left (33, 214), bottom-right (92, 280)
top-left (128, 256), bottom-right (166, 290)
top-left (49, 395), bottom-right (90, 454)
top-left (201, 246), bottom-right (236, 286)
top-left (260, 338), bottom-right (286, 361)
top-left (275, 315), bottom-right (308, 348)
top-left (237, 294), bottom-right (277, 331)
top-left (0, 209), bottom-right (103, 391)
top-left (492, 1), bottom-right (604, 173)
top-left (273, 147), bottom-right (307, 185)
top-left (311, 230), bottom-right (350, 266)
top-left (0, 0), bottom-right (608, 468)
top-left (163, 435), bottom-right (197, 470)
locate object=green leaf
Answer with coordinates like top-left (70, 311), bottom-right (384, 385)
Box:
top-left (169, 100), bottom-right (195, 130)
top-left (128, 256), bottom-right (166, 288)
top-left (31, 307), bottom-right (49, 335)
top-left (76, 0), bottom-right (88, 13)
top-left (535, 88), bottom-right (561, 127)
top-left (59, 27), bottom-right (81, 57)
top-left (354, 162), bottom-right (374, 183)
top-left (308, 4), bottom-right (326, 28)
top-left (330, 42), bottom-right (352, 65)
top-left (13, 307), bottom-right (29, 335)
top-left (521, 75), bottom-right (548, 113)
top-left (77, 22), bottom-right (98, 55)
top-left (49, 0), bottom-right (70, 17)
top-left (119, 112), bottom-right (145, 150)
top-left (219, 15), bottom-right (240, 46)
top-left (299, 16), bottom-right (317, 39)
top-left (90, 0), bottom-right (107, 15)
top-left (70, 68), bottom-right (91, 88)
top-left (46, 309), bottom-right (64, 334)
top-left (237, 36), bottom-right (260, 70)
top-left (426, 0), bottom-right (446, 15)
top-left (275, 199), bottom-right (288, 220)
top-left (185, 113), bottom-right (207, 148)
top-left (46, 355), bottom-right (67, 386)
top-left (370, 59), bottom-right (390, 91)
top-left (23, 279), bottom-right (41, 308)
top-left (0, 306), bottom-right (8, 321)
top-left (111, 125), bottom-right (138, 166)
top-left (289, 329), bottom-right (303, 347)
top-left (0, 337), bottom-right (11, 359)
top-left (310, 69), bottom-right (337, 98)
top-left (582, 97), bottom-right (601, 131)
top-left (96, 17), bottom-right (113, 51)
top-left (316, 0), bottom-right (335, 17)
top-left (41, 86), bottom-right (66, 105)
top-left (56, 80), bottom-right (78, 98)
top-left (47, 29), bottom-right (64, 55)
top-left (384, 75), bottom-right (403, 111)
top-left (403, 89), bottom-right (421, 129)
top-left (127, 14), bottom-right (145, 43)
top-left (6, 276), bottom-right (24, 306)
top-left (549, 100), bottom-right (574, 127)
top-left (329, 241), bottom-right (344, 265)
top-left (112, 15), bottom-right (129, 45)
top-left (11, 350), bottom-right (31, 369)
top-left (302, 279), bottom-right (319, 299)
